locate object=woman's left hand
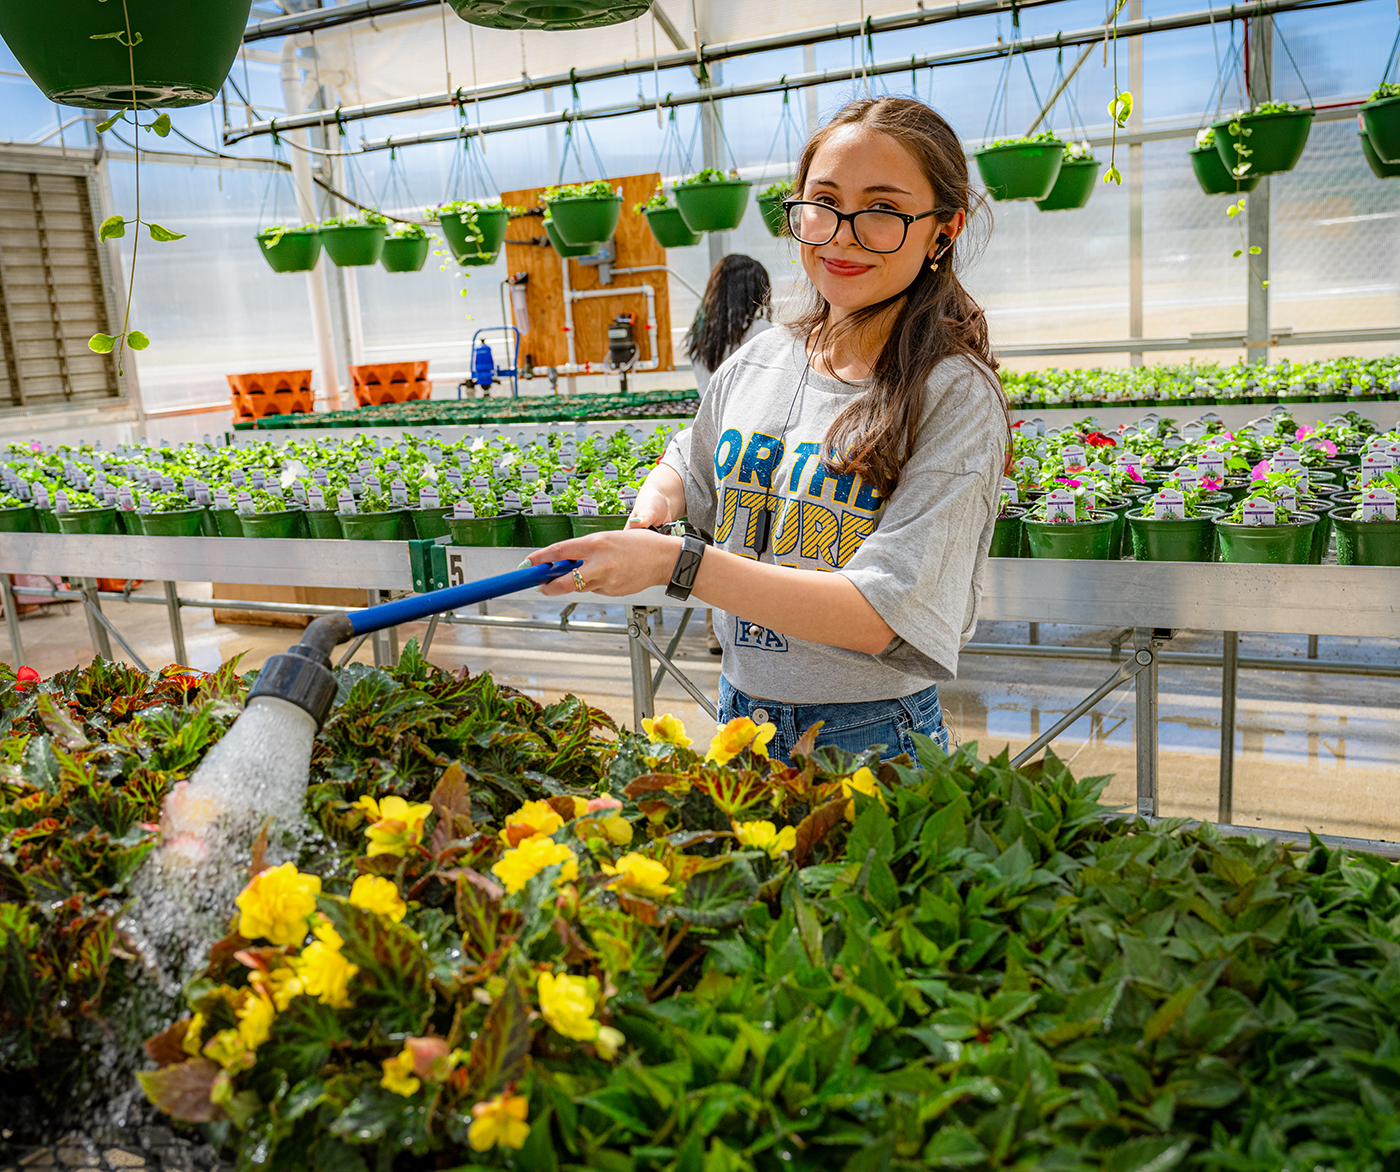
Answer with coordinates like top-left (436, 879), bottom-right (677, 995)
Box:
top-left (527, 528), bottom-right (680, 597)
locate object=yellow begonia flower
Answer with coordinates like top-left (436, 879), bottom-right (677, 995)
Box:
top-left (568, 795), bottom-right (590, 818)
top-left (293, 918), bottom-right (359, 1009)
top-left (468, 1092), bottom-right (530, 1152)
top-left (642, 713), bottom-right (692, 748)
top-left (597, 812), bottom-right (634, 846)
top-left (380, 1047), bottom-right (420, 1097)
top-left (250, 965), bottom-right (305, 1012)
top-left (841, 766), bottom-right (888, 819)
top-left (235, 862), bottom-right (321, 947)
top-left (359, 794), bottom-right (434, 857)
top-left (499, 799), bottom-right (565, 847)
top-left (601, 853), bottom-right (675, 900)
top-left (349, 874), bottom-right (408, 923)
top-left (733, 820), bottom-right (797, 858)
top-left (704, 716), bottom-right (776, 766)
top-left (236, 989), bottom-right (275, 1052)
top-left (537, 970), bottom-right (600, 1041)
top-left (203, 1028), bottom-right (253, 1072)
top-left (595, 1025), bottom-right (626, 1061)
top-left (491, 835), bottom-right (578, 895)
top-left (180, 1013), bottom-right (205, 1057)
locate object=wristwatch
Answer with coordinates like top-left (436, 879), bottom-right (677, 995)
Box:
top-left (665, 533), bottom-right (707, 601)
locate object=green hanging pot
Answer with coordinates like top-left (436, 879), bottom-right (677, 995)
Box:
top-left (989, 507), bottom-right (1024, 557)
top-left (446, 515), bottom-right (517, 546)
top-left (1210, 108), bottom-right (1314, 178)
top-left (320, 224), bottom-right (388, 267)
top-left (1188, 145), bottom-right (1262, 196)
top-left (569, 513), bottom-right (629, 537)
top-left (1035, 157), bottom-right (1100, 211)
top-left (1213, 513), bottom-right (1318, 564)
top-left (0, 504), bottom-right (38, 533)
top-left (57, 507), bottom-right (120, 536)
top-left (756, 192), bottom-right (788, 236)
top-left (1359, 130), bottom-right (1400, 178)
top-left (1334, 514), bottom-right (1400, 565)
top-left (0, 0), bottom-right (253, 109)
top-left (1023, 511), bottom-right (1116, 559)
top-left (547, 195), bottom-right (622, 246)
top-left (240, 509), bottom-right (309, 539)
top-left (544, 219), bottom-right (598, 259)
top-left (256, 229), bottom-right (322, 273)
top-left (438, 206), bottom-right (509, 261)
top-left (1127, 510), bottom-right (1224, 562)
top-left (447, 0), bottom-right (650, 32)
top-left (380, 235), bottom-right (430, 272)
top-left (675, 180), bottom-right (752, 232)
top-left (643, 206), bottom-right (702, 249)
top-left (974, 141), bottom-right (1064, 202)
top-left (1360, 93), bottom-right (1400, 163)
top-left (140, 507), bottom-right (206, 537)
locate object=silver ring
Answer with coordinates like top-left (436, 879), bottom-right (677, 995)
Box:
top-left (572, 568), bottom-right (588, 592)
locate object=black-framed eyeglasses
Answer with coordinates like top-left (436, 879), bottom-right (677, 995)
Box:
top-left (783, 199), bottom-right (940, 254)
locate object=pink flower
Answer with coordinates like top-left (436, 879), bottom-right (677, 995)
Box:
top-left (1201, 475), bottom-right (1224, 491)
top-left (1222, 431), bottom-right (1235, 441)
top-left (1312, 439), bottom-right (1337, 456)
top-left (1250, 460), bottom-right (1271, 481)
top-left (28, 441), bottom-right (40, 453)
top-left (406, 1036), bottom-right (451, 1078)
top-left (1295, 425), bottom-right (1313, 440)
top-left (1057, 478), bottom-right (1082, 489)
top-left (1127, 467), bottom-right (1144, 483)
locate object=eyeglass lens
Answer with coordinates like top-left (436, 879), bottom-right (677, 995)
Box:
top-left (787, 203), bottom-right (908, 252)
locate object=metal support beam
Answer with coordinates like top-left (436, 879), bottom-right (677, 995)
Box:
top-left (80, 578), bottom-right (113, 660)
top-left (163, 581), bottom-right (187, 666)
top-left (421, 612), bottom-right (440, 656)
top-left (1219, 631), bottom-right (1238, 823)
top-left (1010, 651), bottom-right (1153, 769)
top-left (633, 621), bottom-right (719, 719)
top-left (1246, 16), bottom-right (1273, 366)
top-left (1025, 43), bottom-right (1094, 136)
top-left (651, 606), bottom-right (694, 697)
top-left (627, 605), bottom-right (655, 730)
top-left (1134, 627), bottom-right (1159, 816)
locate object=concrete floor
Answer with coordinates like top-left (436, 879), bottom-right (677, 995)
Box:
top-left (6, 583), bottom-right (1399, 843)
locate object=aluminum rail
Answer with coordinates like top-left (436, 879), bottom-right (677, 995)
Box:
top-left (225, 0), bottom-right (1356, 146)
top-left (244, 0), bottom-right (441, 39)
top-left (963, 642), bottom-right (1400, 678)
top-left (997, 323), bottom-right (1400, 360)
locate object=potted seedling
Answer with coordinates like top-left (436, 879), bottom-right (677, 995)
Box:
top-left (756, 179), bottom-right (794, 236)
top-left (674, 168), bottom-right (753, 232)
top-left (1333, 474), bottom-right (1400, 565)
top-left (138, 490), bottom-right (205, 537)
top-left (0, 492), bottom-right (37, 533)
top-left (318, 210), bottom-right (389, 267)
top-left (55, 489), bottom-right (121, 536)
top-left (1126, 485), bottom-right (1225, 562)
top-left (1211, 101), bottom-right (1314, 179)
top-left (431, 200), bottom-right (510, 264)
top-left (238, 489), bottom-right (307, 539)
top-left (1036, 140), bottom-right (1100, 211)
top-left (1188, 127), bottom-right (1262, 196)
top-left (568, 474), bottom-right (633, 537)
top-left (446, 492), bottom-right (515, 546)
top-left (1360, 81), bottom-right (1400, 165)
top-left (541, 181), bottom-right (623, 247)
top-left (990, 492), bottom-right (1026, 557)
top-left (379, 222), bottom-right (431, 272)
top-left (1213, 488), bottom-right (1319, 564)
top-left (339, 489), bottom-right (411, 541)
top-left (1022, 486), bottom-right (1117, 559)
top-left (974, 132), bottom-right (1064, 202)
top-left (256, 224), bottom-right (323, 273)
top-left (636, 186), bottom-right (702, 249)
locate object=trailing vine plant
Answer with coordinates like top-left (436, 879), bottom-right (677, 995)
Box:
top-left (1103, 0), bottom-right (1132, 185)
top-left (86, 0), bottom-right (187, 373)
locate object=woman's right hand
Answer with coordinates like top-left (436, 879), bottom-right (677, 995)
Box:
top-left (625, 463), bottom-right (686, 529)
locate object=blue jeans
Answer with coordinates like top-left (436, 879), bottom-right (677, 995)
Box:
top-left (717, 675), bottom-right (948, 765)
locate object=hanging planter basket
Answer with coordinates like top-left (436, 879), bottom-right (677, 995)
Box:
top-left (447, 0), bottom-right (650, 32)
top-left (256, 228), bottom-right (322, 274)
top-left (643, 206), bottom-right (702, 249)
top-left (1360, 94), bottom-right (1400, 163)
top-left (1189, 144), bottom-right (1262, 196)
top-left (0, 0), bottom-right (253, 109)
top-left (544, 218), bottom-right (598, 259)
top-left (546, 195), bottom-right (622, 246)
top-left (320, 223), bottom-right (388, 267)
top-left (1035, 157), bottom-right (1101, 211)
top-left (974, 141), bottom-right (1064, 202)
top-left (1360, 129), bottom-right (1400, 178)
top-left (1210, 108), bottom-right (1314, 178)
top-left (756, 192), bottom-right (788, 236)
top-left (438, 205), bottom-right (510, 262)
top-left (380, 234), bottom-right (430, 272)
top-left (675, 180), bottom-right (752, 232)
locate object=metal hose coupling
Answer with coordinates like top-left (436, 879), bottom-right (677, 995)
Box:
top-left (246, 612), bottom-right (354, 729)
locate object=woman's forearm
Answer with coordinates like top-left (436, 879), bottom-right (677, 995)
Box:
top-left (626, 462), bottom-right (687, 529)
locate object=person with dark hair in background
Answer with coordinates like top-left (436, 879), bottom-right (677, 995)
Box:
top-left (685, 254), bottom-right (773, 397)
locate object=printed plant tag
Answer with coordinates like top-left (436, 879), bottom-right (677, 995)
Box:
top-left (1015, 457), bottom-right (1038, 473)
top-left (236, 490), bottom-right (254, 515)
top-left (103, 486), bottom-right (118, 507)
top-left (1163, 436), bottom-right (1186, 450)
top-left (418, 486), bottom-right (439, 510)
top-left (452, 499), bottom-right (475, 519)
top-left (1062, 445), bottom-right (1087, 471)
top-left (457, 450), bottom-right (473, 469)
top-left (550, 471), bottom-right (570, 493)
top-left (1001, 477), bottom-right (1019, 503)
top-left (195, 487), bottom-right (211, 506)
top-left (365, 475), bottom-right (382, 497)
top-left (425, 446), bottom-right (442, 463)
top-left (391, 478), bottom-right (408, 504)
top-left (1173, 466), bottom-right (1200, 490)
top-left (1273, 484), bottom-right (1297, 506)
top-left (337, 490), bottom-right (357, 515)
top-left (1361, 453), bottom-right (1394, 485)
top-left (250, 468), bottom-right (267, 489)
top-left (619, 485), bottom-right (638, 508)
top-left (1273, 445), bottom-right (1302, 472)
top-left (118, 486), bottom-right (135, 510)
top-left (445, 467), bottom-right (463, 490)
top-left (502, 490), bottom-right (521, 509)
top-left (1045, 488), bottom-right (1077, 521)
top-left (1182, 421), bottom-right (1207, 440)
top-left (291, 482), bottom-right (307, 504)
top-left (1362, 489), bottom-right (1397, 521)
top-left (213, 488), bottom-right (230, 510)
top-left (531, 492), bottom-right (553, 516)
top-left (577, 494), bottom-right (600, 517)
top-left (230, 469), bottom-right (247, 488)
top-left (385, 461), bottom-right (401, 474)
top-left (469, 474), bottom-right (489, 490)
top-left (1116, 453), bottom-right (1143, 474)
top-left (138, 493), bottom-right (153, 514)
top-left (1197, 451), bottom-right (1226, 478)
top-left (603, 463), bottom-right (619, 481)
top-left (521, 463), bottom-right (540, 484)
top-left (1153, 488), bottom-right (1186, 519)
top-left (1241, 497), bottom-right (1277, 526)
top-left (348, 472), bottom-right (364, 495)
top-left (307, 485), bottom-right (326, 511)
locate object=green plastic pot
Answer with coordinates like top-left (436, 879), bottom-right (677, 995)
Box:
top-left (257, 230), bottom-right (322, 273)
top-left (412, 506), bottom-right (453, 540)
top-left (57, 506), bottom-right (120, 536)
top-left (1188, 144), bottom-right (1262, 196)
top-left (208, 507), bottom-right (243, 537)
top-left (544, 218), bottom-right (598, 258)
top-left (380, 235), bottom-right (430, 272)
top-left (320, 224), bottom-right (388, 267)
top-left (1334, 514), bottom-right (1400, 565)
top-left (36, 507), bottom-right (61, 534)
top-left (756, 192), bottom-right (788, 236)
top-left (446, 514), bottom-right (516, 546)
top-left (675, 180), bottom-right (752, 232)
top-left (1213, 513), bottom-right (1318, 564)
top-left (301, 508), bottom-right (342, 539)
top-left (1035, 158), bottom-right (1100, 211)
top-left (1360, 94), bottom-right (1400, 164)
top-left (140, 507), bottom-right (205, 537)
top-left (1127, 509), bottom-right (1224, 562)
top-left (546, 195), bottom-right (622, 246)
top-left (524, 512), bottom-right (573, 546)
top-left (240, 509), bottom-right (309, 539)
top-left (438, 206), bottom-right (509, 261)
top-left (339, 510), bottom-right (410, 541)
top-left (0, 504), bottom-right (38, 533)
top-left (0, 0), bottom-right (253, 108)
top-left (1211, 109), bottom-right (1314, 178)
top-left (974, 141), bottom-right (1064, 202)
top-left (1298, 499), bottom-right (1335, 564)
top-left (643, 206), bottom-right (702, 249)
top-left (569, 513), bottom-right (629, 537)
top-left (1023, 511), bottom-right (1116, 559)
top-left (446, 0), bottom-right (651, 32)
top-left (990, 508), bottom-right (1024, 557)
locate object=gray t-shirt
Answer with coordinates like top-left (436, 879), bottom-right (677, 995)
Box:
top-left (662, 326), bottom-right (1005, 704)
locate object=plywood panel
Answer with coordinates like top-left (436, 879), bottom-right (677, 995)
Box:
top-left (501, 173), bottom-right (673, 377)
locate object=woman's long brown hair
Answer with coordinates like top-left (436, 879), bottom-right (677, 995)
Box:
top-left (790, 96), bottom-right (1011, 495)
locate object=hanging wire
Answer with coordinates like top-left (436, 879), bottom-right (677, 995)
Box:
top-left (1383, 26), bottom-right (1400, 85)
top-left (1271, 20), bottom-right (1315, 108)
top-left (556, 71), bottom-right (612, 183)
top-left (438, 0), bottom-right (453, 92)
top-left (758, 84), bottom-right (803, 181)
top-left (983, 9), bottom-right (1021, 141)
top-left (653, 102), bottom-right (697, 185)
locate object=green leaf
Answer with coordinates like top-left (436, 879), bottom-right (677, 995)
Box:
top-left (95, 112), bottom-right (123, 133)
top-left (90, 31), bottom-right (125, 40)
top-left (672, 855), bottom-right (759, 928)
top-left (88, 333), bottom-right (117, 354)
top-left (316, 895), bottom-right (432, 1034)
top-left (148, 222), bottom-right (185, 242)
top-left (99, 214), bottom-right (127, 241)
top-left (923, 1125), bottom-right (988, 1167)
top-left (136, 1058), bottom-right (224, 1123)
top-left (464, 977), bottom-right (530, 1099)
top-left (1143, 981), bottom-right (1201, 1042)
top-left (149, 113), bottom-right (171, 137)
top-left (127, 330), bottom-right (150, 350)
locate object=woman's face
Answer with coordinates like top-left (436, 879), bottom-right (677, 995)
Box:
top-left (796, 125), bottom-right (960, 320)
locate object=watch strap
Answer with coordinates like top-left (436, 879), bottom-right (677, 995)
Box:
top-left (665, 534), bottom-right (706, 601)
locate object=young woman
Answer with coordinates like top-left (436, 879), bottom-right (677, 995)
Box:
top-left (685, 253), bottom-right (773, 397)
top-left (529, 95), bottom-right (1009, 762)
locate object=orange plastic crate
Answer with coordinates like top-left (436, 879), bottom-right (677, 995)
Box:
top-left (349, 360), bottom-right (429, 388)
top-left (353, 379), bottom-right (432, 407)
top-left (228, 370), bottom-right (314, 419)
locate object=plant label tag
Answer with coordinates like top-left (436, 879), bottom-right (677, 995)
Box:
top-left (1273, 446), bottom-right (1302, 473)
top-left (358, 459), bottom-right (376, 475)
top-left (195, 487), bottom-right (211, 506)
top-left (1089, 461), bottom-right (1111, 476)
top-left (1202, 412), bottom-right (1222, 422)
top-left (1361, 454), bottom-right (1393, 484)
top-left (391, 479), bottom-right (408, 504)
top-left (1001, 477), bottom-right (1019, 503)
top-left (1015, 457), bottom-right (1038, 474)
top-left (313, 467), bottom-right (329, 486)
top-left (418, 486), bottom-right (440, 510)
top-left (1062, 446), bottom-right (1087, 471)
top-left (1121, 425), bottom-right (1140, 438)
top-left (457, 450), bottom-right (473, 469)
top-left (1197, 452), bottom-right (1226, 478)
top-left (444, 467), bottom-right (463, 491)
top-left (348, 473), bottom-right (364, 496)
top-left (368, 436), bottom-right (381, 448)
top-left (213, 488), bottom-right (230, 510)
top-left (1163, 436), bottom-right (1186, 450)
top-left (1182, 422), bottom-right (1208, 440)
top-left (1173, 466), bottom-right (1200, 491)
top-left (490, 458), bottom-right (504, 477)
top-left (365, 475), bottom-right (382, 497)
top-left (469, 475), bottom-right (489, 491)
top-left (531, 493), bottom-right (553, 516)
top-left (619, 485), bottom-right (638, 508)
top-left (1363, 489), bottom-right (1397, 521)
top-left (521, 463), bottom-right (540, 484)
top-left (250, 469), bottom-right (267, 489)
top-left (307, 485), bottom-right (326, 511)
top-left (1115, 453), bottom-right (1142, 474)
top-left (1242, 497), bottom-right (1276, 526)
top-left (550, 471), bottom-right (570, 493)
top-left (291, 482), bottom-right (307, 504)
top-left (1273, 484), bottom-right (1297, 506)
top-left (425, 446), bottom-right (442, 463)
top-left (502, 490), bottom-right (521, 510)
top-left (236, 491), bottom-right (254, 515)
top-left (230, 469), bottom-right (247, 488)
top-left (385, 461), bottom-right (401, 474)
top-left (138, 493), bottom-right (153, 514)
top-left (1046, 488), bottom-right (1076, 522)
top-left (577, 494), bottom-right (600, 517)
top-left (337, 490), bottom-right (357, 515)
top-left (266, 484), bottom-right (284, 501)
top-left (559, 442), bottom-right (576, 463)
top-left (1153, 489), bottom-right (1186, 520)
top-left (1388, 441), bottom-right (1400, 460)
top-left (33, 484), bottom-right (49, 510)
top-left (603, 463), bottom-right (619, 481)
top-left (452, 499), bottom-right (476, 520)
top-left (104, 486), bottom-right (119, 508)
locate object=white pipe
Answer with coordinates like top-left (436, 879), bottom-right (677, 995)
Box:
top-left (612, 265), bottom-right (703, 300)
top-left (568, 283), bottom-right (661, 373)
top-left (560, 253), bottom-right (577, 370)
top-left (281, 42), bottom-right (342, 411)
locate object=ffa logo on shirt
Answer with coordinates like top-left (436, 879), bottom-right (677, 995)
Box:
top-left (733, 620), bottom-right (789, 652)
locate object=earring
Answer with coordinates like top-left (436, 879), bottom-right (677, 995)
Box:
top-left (929, 257), bottom-right (940, 272)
